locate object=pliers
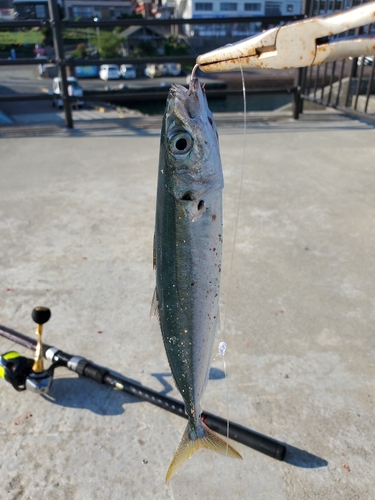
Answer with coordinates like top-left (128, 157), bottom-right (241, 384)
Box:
top-left (196, 1), bottom-right (375, 71)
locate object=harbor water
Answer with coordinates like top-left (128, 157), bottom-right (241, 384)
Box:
top-left (124, 93), bottom-right (292, 115)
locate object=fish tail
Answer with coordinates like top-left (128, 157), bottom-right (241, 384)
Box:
top-left (166, 420), bottom-right (242, 481)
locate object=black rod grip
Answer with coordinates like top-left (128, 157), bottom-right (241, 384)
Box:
top-left (79, 360), bottom-right (107, 384)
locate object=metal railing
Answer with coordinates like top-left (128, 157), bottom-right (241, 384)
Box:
top-left (0, 2), bottom-right (301, 128)
top-left (295, 0), bottom-right (375, 122)
top-left (1, 0), bottom-right (374, 126)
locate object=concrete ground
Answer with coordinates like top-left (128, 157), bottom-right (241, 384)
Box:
top-left (0, 110), bottom-right (374, 499)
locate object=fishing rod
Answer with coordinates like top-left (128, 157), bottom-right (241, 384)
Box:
top-left (0, 307), bottom-right (286, 462)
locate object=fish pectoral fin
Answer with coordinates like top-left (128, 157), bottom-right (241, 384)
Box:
top-left (150, 288), bottom-right (159, 320)
top-left (166, 421), bottom-right (242, 482)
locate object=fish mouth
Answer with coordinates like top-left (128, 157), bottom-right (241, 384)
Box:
top-left (168, 78), bottom-right (207, 121)
top-left (169, 78), bottom-right (204, 99)
top-left (188, 77), bottom-right (204, 97)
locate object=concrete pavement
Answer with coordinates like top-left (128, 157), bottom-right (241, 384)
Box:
top-left (0, 111), bottom-right (374, 499)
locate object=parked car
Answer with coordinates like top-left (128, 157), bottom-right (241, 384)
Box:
top-left (357, 56), bottom-right (374, 66)
top-left (144, 63), bottom-right (182, 78)
top-left (144, 64), bottom-right (166, 79)
top-left (120, 64), bottom-right (136, 79)
top-left (75, 65), bottom-right (99, 78)
top-left (52, 76), bottom-right (84, 109)
top-left (163, 63), bottom-right (181, 76)
top-left (99, 64), bottom-right (120, 80)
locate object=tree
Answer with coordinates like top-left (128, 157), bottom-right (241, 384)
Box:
top-left (70, 43), bottom-right (88, 59)
top-left (93, 31), bottom-right (123, 58)
top-left (165, 35), bottom-right (190, 57)
top-left (131, 40), bottom-right (157, 58)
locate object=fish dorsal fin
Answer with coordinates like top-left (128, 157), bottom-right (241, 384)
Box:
top-left (150, 288), bottom-right (159, 320)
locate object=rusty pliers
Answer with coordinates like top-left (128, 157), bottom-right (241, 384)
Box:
top-left (196, 1), bottom-right (375, 71)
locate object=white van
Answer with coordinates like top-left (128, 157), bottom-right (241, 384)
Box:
top-left (120, 64), bottom-right (136, 79)
top-left (99, 64), bottom-right (120, 80)
top-left (52, 77), bottom-right (84, 109)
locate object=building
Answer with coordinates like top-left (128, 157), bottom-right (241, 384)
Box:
top-left (63, 0), bottom-right (134, 19)
top-left (119, 25), bottom-right (167, 55)
top-left (170, 0), bottom-right (302, 37)
top-left (13, 0), bottom-right (49, 19)
top-left (13, 0), bottom-right (135, 20)
top-left (175, 0), bottom-right (302, 18)
top-left (0, 0), bottom-right (14, 19)
top-left (11, 0), bottom-right (302, 21)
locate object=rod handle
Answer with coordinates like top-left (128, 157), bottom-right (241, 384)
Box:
top-left (31, 307), bottom-right (51, 374)
top-left (32, 307), bottom-right (51, 325)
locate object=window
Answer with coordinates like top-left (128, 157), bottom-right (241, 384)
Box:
top-left (195, 2), bottom-right (213, 10)
top-left (265, 1), bottom-right (281, 15)
top-left (72, 6), bottom-right (94, 19)
top-left (287, 3), bottom-right (293, 11)
top-left (35, 4), bottom-right (46, 17)
top-left (220, 2), bottom-right (237, 10)
top-left (328, 0), bottom-right (342, 9)
top-left (244, 2), bottom-right (261, 10)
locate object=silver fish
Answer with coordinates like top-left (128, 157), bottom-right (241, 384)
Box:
top-left (151, 78), bottom-right (242, 481)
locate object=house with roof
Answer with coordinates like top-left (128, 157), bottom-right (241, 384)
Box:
top-left (119, 25), bottom-right (167, 55)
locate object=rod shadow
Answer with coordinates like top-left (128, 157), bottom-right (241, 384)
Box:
top-left (42, 370), bottom-right (328, 468)
top-left (149, 371), bottom-right (327, 469)
top-left (283, 444), bottom-right (328, 468)
top-left (42, 375), bottom-right (139, 416)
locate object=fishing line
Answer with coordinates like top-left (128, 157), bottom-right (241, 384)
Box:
top-left (217, 58), bottom-right (247, 456)
top-left (193, 59), bottom-right (247, 458)
top-left (216, 340), bottom-right (229, 456)
top-left (222, 59), bottom-right (247, 334)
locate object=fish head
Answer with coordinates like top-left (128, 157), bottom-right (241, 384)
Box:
top-left (160, 78), bottom-right (224, 206)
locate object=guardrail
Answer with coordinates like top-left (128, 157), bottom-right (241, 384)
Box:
top-left (295, 0), bottom-right (375, 123)
top-left (1, 0), bottom-right (374, 126)
top-left (0, 1), bottom-right (301, 128)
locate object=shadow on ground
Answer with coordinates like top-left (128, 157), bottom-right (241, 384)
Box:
top-left (283, 444), bottom-right (328, 468)
top-left (42, 375), bottom-right (138, 415)
top-left (42, 370), bottom-right (328, 469)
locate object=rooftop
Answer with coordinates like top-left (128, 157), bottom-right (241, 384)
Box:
top-left (0, 110), bottom-right (374, 499)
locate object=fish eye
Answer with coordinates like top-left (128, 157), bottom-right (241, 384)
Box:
top-left (169, 132), bottom-right (193, 155)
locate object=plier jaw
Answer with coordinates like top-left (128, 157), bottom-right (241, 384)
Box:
top-left (196, 2), bottom-right (375, 72)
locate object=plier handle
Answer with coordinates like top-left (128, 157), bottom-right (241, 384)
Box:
top-left (197, 1), bottom-right (375, 71)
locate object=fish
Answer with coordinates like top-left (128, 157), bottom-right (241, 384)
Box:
top-left (151, 78), bottom-right (242, 481)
